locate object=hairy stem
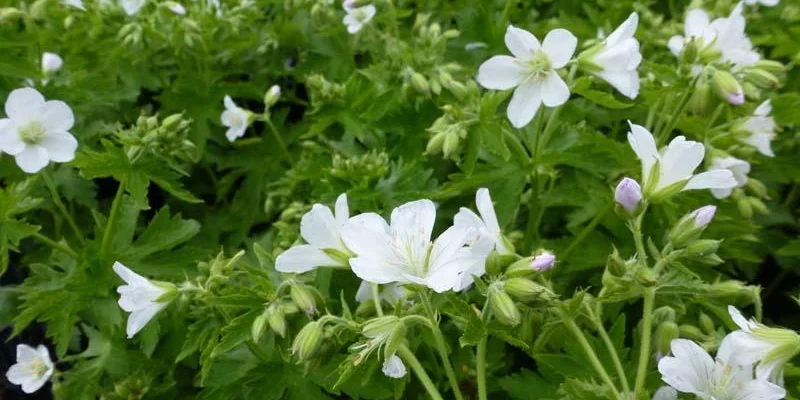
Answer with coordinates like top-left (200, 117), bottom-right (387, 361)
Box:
top-left (558, 308), bottom-right (622, 400)
top-left (585, 304), bottom-right (631, 399)
top-left (371, 283), bottom-right (384, 317)
top-left (420, 292), bottom-right (464, 400)
top-left (476, 298), bottom-right (492, 400)
top-left (633, 288), bottom-right (656, 395)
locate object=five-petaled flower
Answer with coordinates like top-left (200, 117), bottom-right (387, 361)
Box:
top-left (221, 95), bottom-right (251, 142)
top-left (341, 199), bottom-right (483, 293)
top-left (626, 121), bottom-right (737, 200)
top-left (658, 337), bottom-right (785, 400)
top-left (276, 194), bottom-right (353, 273)
top-left (0, 88), bottom-right (78, 173)
top-left (343, 3), bottom-right (376, 34)
top-left (113, 262), bottom-right (176, 339)
top-left (5, 344), bottom-right (55, 394)
top-left (477, 25), bottom-right (577, 128)
top-left (726, 305), bottom-right (800, 384)
top-left (580, 12), bottom-right (642, 99)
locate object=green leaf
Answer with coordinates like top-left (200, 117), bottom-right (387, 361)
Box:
top-left (571, 77), bottom-right (634, 109)
top-left (122, 207), bottom-right (200, 260)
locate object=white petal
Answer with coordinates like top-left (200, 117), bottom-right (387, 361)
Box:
top-left (121, 0), bottom-right (145, 16)
top-left (597, 70), bottom-right (639, 99)
top-left (667, 36), bottom-right (685, 56)
top-left (225, 126), bottom-right (245, 142)
top-left (40, 100), bottom-right (75, 131)
top-left (5, 363), bottom-right (33, 386)
top-left (390, 199), bottom-right (436, 244)
top-left (659, 137), bottom-right (705, 187)
top-left (477, 56), bottom-right (524, 90)
top-left (126, 302), bottom-right (165, 338)
top-left (355, 280), bottom-right (372, 303)
top-left (0, 119), bottom-right (24, 155)
top-left (722, 331), bottom-right (773, 367)
top-left (39, 131), bottom-right (77, 162)
top-left (334, 193), bottom-right (349, 225)
top-left (382, 354), bottom-right (407, 378)
top-left (350, 254), bottom-right (405, 284)
top-left (504, 25), bottom-right (540, 59)
top-left (685, 9), bottom-right (710, 38)
top-left (605, 13), bottom-right (638, 47)
top-left (652, 387), bottom-right (678, 400)
top-left (474, 188), bottom-right (500, 233)
top-left (734, 380), bottom-right (786, 400)
top-left (541, 28), bottom-right (577, 69)
top-left (754, 99), bottom-right (772, 117)
top-left (113, 262), bottom-right (148, 286)
top-left (711, 187), bottom-right (732, 199)
top-left (341, 213), bottom-right (391, 260)
top-left (540, 72), bottom-right (570, 107)
top-left (5, 88), bottom-right (46, 126)
top-left (14, 145), bottom-right (49, 173)
top-left (301, 204), bottom-right (340, 248)
top-left (429, 226), bottom-right (472, 274)
top-left (35, 345), bottom-right (52, 368)
top-left (658, 339), bottom-right (714, 394)
top-left (275, 245), bottom-right (339, 273)
top-left (223, 95), bottom-right (237, 111)
top-left (506, 82), bottom-right (542, 128)
top-left (683, 170), bottom-right (737, 190)
top-left (16, 344), bottom-right (39, 363)
top-left (626, 121), bottom-right (658, 181)
top-left (21, 374), bottom-right (50, 394)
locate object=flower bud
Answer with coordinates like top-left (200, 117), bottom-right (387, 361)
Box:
top-left (410, 72), bottom-right (430, 95)
top-left (614, 177), bottom-right (642, 216)
top-left (0, 7), bottom-right (24, 22)
top-left (264, 85), bottom-right (281, 107)
top-left (698, 312), bottom-right (715, 334)
top-left (266, 304), bottom-right (287, 337)
top-left (362, 316), bottom-right (401, 339)
top-left (709, 280), bottom-right (754, 303)
top-left (530, 250), bottom-right (556, 272)
top-left (690, 82), bottom-right (712, 115)
top-left (669, 206), bottom-right (716, 247)
top-left (686, 239), bottom-right (721, 256)
top-left (161, 113), bottom-right (185, 131)
top-left (712, 70), bottom-right (744, 105)
top-left (505, 256), bottom-right (535, 278)
top-left (749, 198), bottom-right (769, 215)
top-left (290, 284), bottom-right (318, 315)
top-left (634, 267), bottom-right (657, 287)
top-left (489, 290), bottom-right (520, 326)
top-left (754, 60), bottom-right (785, 74)
top-left (745, 69), bottom-right (781, 89)
top-left (746, 179), bottom-right (768, 199)
top-left (680, 39), bottom-right (699, 64)
top-left (737, 197), bottom-right (753, 219)
top-left (503, 278), bottom-right (555, 303)
top-left (292, 321), bottom-right (323, 360)
top-left (425, 131), bottom-right (447, 155)
top-left (442, 29), bottom-right (460, 39)
top-left (252, 311), bottom-right (269, 342)
top-left (442, 132), bottom-right (460, 159)
top-left (655, 321), bottom-right (680, 360)
top-left (41, 52), bottom-right (63, 74)
top-left (485, 251), bottom-right (514, 276)
top-left (383, 322), bottom-right (406, 359)
top-left (606, 247), bottom-right (628, 277)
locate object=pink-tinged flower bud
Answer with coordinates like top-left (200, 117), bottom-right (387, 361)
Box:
top-left (530, 251), bottom-right (556, 272)
top-left (615, 177), bottom-right (642, 214)
top-left (689, 205), bottom-right (716, 228)
top-left (712, 70), bottom-right (745, 106)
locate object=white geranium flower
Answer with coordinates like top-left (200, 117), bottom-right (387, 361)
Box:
top-left (667, 9), bottom-right (717, 57)
top-left (276, 194), bottom-right (352, 273)
top-left (220, 95), bottom-right (251, 142)
top-left (626, 121), bottom-right (736, 199)
top-left (121, 0), bottom-right (146, 15)
top-left (41, 53), bottom-right (64, 74)
top-left (5, 344), bottom-right (54, 394)
top-left (740, 100), bottom-right (776, 157)
top-left (744, 0), bottom-right (779, 6)
top-left (658, 337), bottom-right (785, 400)
top-left (382, 354), bottom-right (407, 379)
top-left (113, 262), bottom-right (175, 339)
top-left (0, 88), bottom-right (78, 173)
top-left (63, 0), bottom-right (86, 10)
top-left (583, 13), bottom-right (642, 99)
top-left (355, 280), bottom-right (406, 304)
top-left (668, 5), bottom-right (760, 69)
top-left (477, 26), bottom-right (577, 128)
top-left (727, 305), bottom-right (800, 383)
top-left (343, 4), bottom-right (376, 34)
top-left (341, 199), bottom-right (481, 293)
top-left (708, 156), bottom-right (750, 199)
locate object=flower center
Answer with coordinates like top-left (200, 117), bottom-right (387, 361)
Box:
top-left (19, 121), bottom-right (47, 145)
top-left (521, 51), bottom-right (553, 82)
top-left (27, 359), bottom-right (48, 378)
top-left (353, 9), bottom-right (369, 22)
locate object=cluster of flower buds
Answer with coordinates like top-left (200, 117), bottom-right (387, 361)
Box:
top-left (425, 105), bottom-right (473, 161)
top-left (120, 113), bottom-right (197, 164)
top-left (329, 151), bottom-right (390, 185)
top-left (306, 74), bottom-right (346, 104)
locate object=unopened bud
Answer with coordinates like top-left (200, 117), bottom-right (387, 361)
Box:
top-left (749, 198), bottom-right (769, 215)
top-left (656, 321), bottom-right (680, 360)
top-left (746, 179), bottom-right (768, 199)
top-left (686, 239), bottom-right (721, 256)
top-left (161, 113), bottom-right (184, 131)
top-left (680, 324), bottom-right (705, 340)
top-left (290, 284), bottom-right (318, 315)
top-left (503, 278), bottom-right (555, 302)
top-left (505, 257), bottom-right (535, 278)
top-left (165, 1), bottom-right (186, 15)
top-left (425, 131), bottom-right (447, 155)
top-left (264, 85), bottom-right (281, 107)
top-left (681, 39), bottom-right (699, 64)
top-left (690, 83), bottom-right (711, 115)
top-left (606, 247), bottom-right (628, 277)
top-left (363, 316), bottom-right (401, 339)
top-left (634, 267), bottom-right (657, 287)
top-left (41, 52), bottom-right (63, 74)
top-left (738, 197), bottom-right (754, 219)
top-left (383, 322), bottom-right (406, 359)
top-left (709, 280), bottom-right (753, 303)
top-left (292, 321), bottom-right (323, 360)
top-left (698, 313), bottom-right (715, 334)
top-left (745, 69), bottom-right (781, 89)
top-left (712, 70), bottom-right (745, 105)
top-left (490, 290), bottom-right (520, 326)
top-left (530, 250), bottom-right (556, 272)
top-left (670, 206), bottom-right (716, 247)
top-left (614, 177), bottom-right (642, 216)
top-left (485, 251), bottom-right (515, 276)
top-left (754, 60), bottom-right (786, 74)
top-left (252, 311), bottom-right (269, 342)
top-left (442, 29), bottom-right (460, 39)
top-left (442, 132), bottom-right (460, 158)
top-left (410, 72), bottom-right (430, 95)
top-left (267, 304), bottom-right (287, 337)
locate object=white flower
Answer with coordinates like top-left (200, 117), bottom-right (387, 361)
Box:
top-left (62, 0), bottom-right (86, 10)
top-left (220, 95), bottom-right (250, 142)
top-left (355, 280), bottom-right (406, 304)
top-left (166, 1), bottom-right (186, 15)
top-left (584, 13), bottom-right (642, 99)
top-left (343, 5), bottom-right (376, 34)
top-left (121, 0), bottom-right (146, 16)
top-left (275, 194), bottom-right (352, 273)
top-left (477, 26), bottom-right (577, 128)
top-left (667, 9), bottom-right (717, 57)
top-left (652, 387), bottom-right (677, 400)
top-left (42, 53), bottom-right (64, 74)
top-left (668, 5), bottom-right (760, 69)
top-left (708, 156), bottom-right (750, 199)
top-left (382, 354), bottom-right (407, 378)
top-left (740, 100), bottom-right (776, 157)
top-left (658, 337), bottom-right (785, 400)
top-left (5, 344), bottom-right (54, 394)
top-left (454, 188), bottom-right (512, 256)
top-left (626, 122), bottom-right (736, 199)
top-left (727, 305), bottom-right (800, 383)
top-left (113, 262), bottom-right (174, 339)
top-left (341, 199), bottom-right (481, 293)
top-left (0, 88), bottom-right (78, 173)
top-left (744, 0), bottom-right (779, 6)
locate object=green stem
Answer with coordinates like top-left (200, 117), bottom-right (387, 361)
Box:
top-left (633, 288), bottom-right (656, 395)
top-left (585, 304), bottom-right (631, 399)
top-left (476, 298), bottom-right (491, 400)
top-left (420, 292), bottom-right (464, 400)
top-left (371, 283), bottom-right (384, 317)
top-left (657, 74), bottom-right (700, 140)
top-left (41, 171), bottom-right (85, 245)
top-left (630, 210), bottom-right (648, 267)
top-left (264, 118), bottom-right (294, 166)
top-left (32, 232), bottom-right (78, 258)
top-left (397, 344), bottom-right (445, 400)
top-left (100, 183), bottom-right (125, 262)
top-left (558, 308), bottom-right (622, 400)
